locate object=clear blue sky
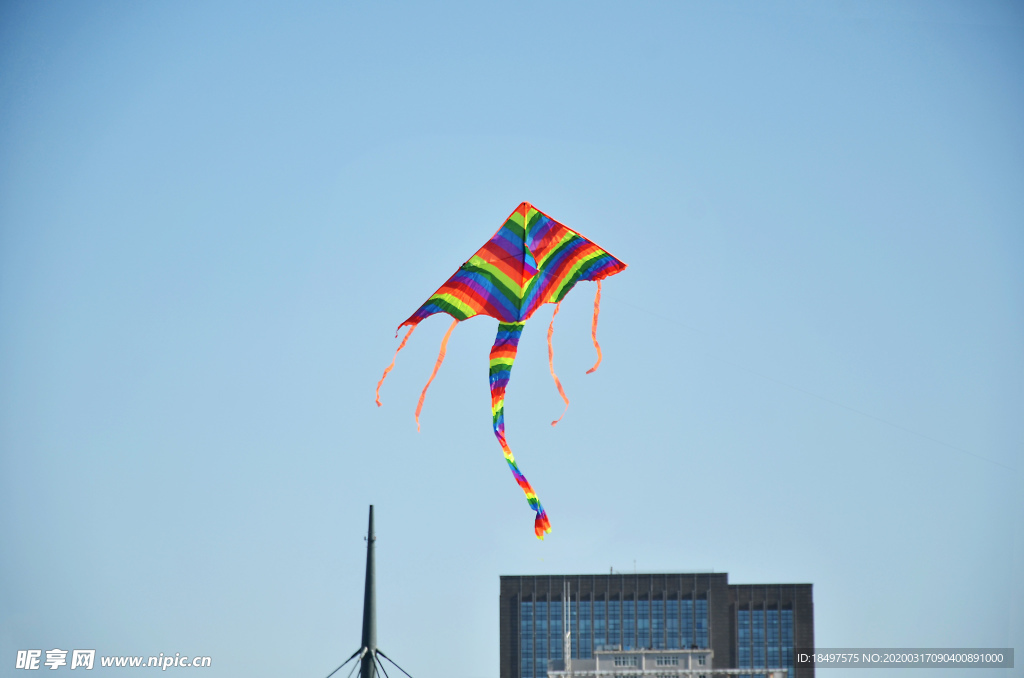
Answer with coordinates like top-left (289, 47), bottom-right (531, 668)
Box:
top-left (1, 2), bottom-right (1021, 677)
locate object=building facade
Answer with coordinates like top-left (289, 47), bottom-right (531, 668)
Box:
top-left (548, 648), bottom-right (790, 678)
top-left (499, 573), bottom-right (813, 678)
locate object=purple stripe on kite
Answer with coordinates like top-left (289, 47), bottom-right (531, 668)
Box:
top-left (454, 275), bottom-right (519, 319)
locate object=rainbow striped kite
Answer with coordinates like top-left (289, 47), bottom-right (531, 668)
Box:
top-left (376, 202), bottom-right (627, 539)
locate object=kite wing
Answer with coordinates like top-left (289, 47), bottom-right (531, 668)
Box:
top-left (377, 202), bottom-right (626, 539)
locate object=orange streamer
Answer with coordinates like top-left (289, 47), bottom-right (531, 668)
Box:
top-left (414, 318), bottom-right (458, 431)
top-left (586, 280), bottom-right (603, 374)
top-left (546, 302), bottom-right (570, 426)
top-left (376, 325), bottom-right (415, 407)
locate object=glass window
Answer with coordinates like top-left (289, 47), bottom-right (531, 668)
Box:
top-left (570, 600), bottom-right (578, 659)
top-left (740, 605), bottom-right (793, 671)
top-left (535, 602), bottom-right (548, 675)
top-left (681, 599), bottom-right (694, 648)
top-left (767, 610), bottom-right (781, 669)
top-left (666, 599), bottom-right (679, 649)
top-left (520, 601), bottom-right (533, 678)
top-left (580, 600), bottom-right (592, 659)
top-left (695, 599), bottom-right (709, 648)
top-left (521, 600), bottom-right (534, 631)
top-left (607, 599), bottom-right (621, 648)
top-left (534, 654), bottom-right (547, 678)
top-left (623, 598), bottom-right (636, 649)
top-left (652, 599), bottom-right (665, 649)
top-left (637, 599), bottom-right (650, 648)
top-left (738, 646), bottom-right (751, 669)
top-left (752, 609), bottom-right (765, 668)
top-left (737, 609), bottom-right (750, 642)
top-left (521, 634), bottom-right (533, 678)
top-left (550, 601), bottom-right (563, 660)
top-left (738, 608), bottom-right (751, 669)
top-left (594, 600), bottom-right (607, 649)
top-left (781, 609), bottom-right (795, 670)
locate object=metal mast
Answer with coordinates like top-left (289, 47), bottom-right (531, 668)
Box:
top-left (322, 506), bottom-right (414, 678)
top-left (360, 506), bottom-right (377, 678)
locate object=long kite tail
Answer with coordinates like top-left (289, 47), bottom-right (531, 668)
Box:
top-left (586, 280), bottom-right (603, 374)
top-left (489, 322), bottom-right (552, 539)
top-left (376, 325), bottom-right (416, 406)
top-left (547, 302), bottom-right (570, 426)
top-left (415, 318), bottom-right (458, 432)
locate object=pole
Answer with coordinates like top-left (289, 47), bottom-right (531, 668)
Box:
top-left (360, 506), bottom-right (377, 678)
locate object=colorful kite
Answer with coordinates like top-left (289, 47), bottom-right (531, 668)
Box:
top-left (375, 202), bottom-right (626, 538)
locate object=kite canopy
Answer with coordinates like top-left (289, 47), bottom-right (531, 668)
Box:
top-left (377, 202), bottom-right (627, 539)
top-left (399, 202), bottom-right (626, 329)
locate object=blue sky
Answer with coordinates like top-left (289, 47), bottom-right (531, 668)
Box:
top-left (1, 2), bottom-right (1021, 677)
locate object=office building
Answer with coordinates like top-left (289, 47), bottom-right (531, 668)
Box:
top-left (500, 573), bottom-right (813, 678)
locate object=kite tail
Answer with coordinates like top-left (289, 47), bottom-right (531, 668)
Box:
top-left (490, 322), bottom-right (552, 539)
top-left (376, 325), bottom-right (416, 406)
top-left (414, 318), bottom-right (458, 432)
top-left (547, 302), bottom-right (570, 426)
top-left (586, 280), bottom-right (603, 374)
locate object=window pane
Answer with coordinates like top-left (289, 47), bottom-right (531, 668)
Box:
top-left (552, 606), bottom-right (561, 659)
top-left (535, 602), bottom-right (548, 674)
top-left (570, 600), bottom-right (578, 659)
top-left (695, 599), bottom-right (709, 648)
top-left (681, 600), bottom-right (694, 648)
top-left (623, 599), bottom-right (636, 649)
top-left (550, 601), bottom-right (563, 660)
top-left (781, 609), bottom-right (794, 644)
top-left (536, 636), bottom-right (548, 676)
top-left (652, 600), bottom-right (665, 649)
top-left (594, 600), bottom-right (607, 649)
top-left (752, 609), bottom-right (765, 667)
top-left (521, 600), bottom-right (534, 631)
top-left (580, 600), bottom-right (592, 659)
top-left (739, 645), bottom-right (752, 669)
top-left (637, 599), bottom-right (650, 649)
top-left (666, 599), bottom-right (679, 649)
top-left (520, 601), bottom-right (533, 678)
top-left (607, 599), bottom-right (621, 648)
top-left (781, 609), bottom-right (795, 670)
top-left (738, 608), bottom-right (751, 669)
